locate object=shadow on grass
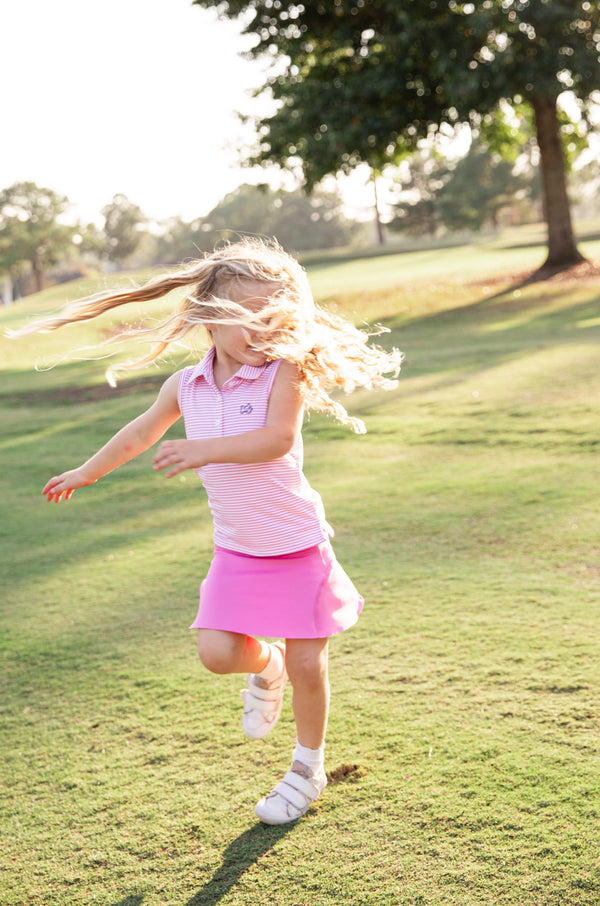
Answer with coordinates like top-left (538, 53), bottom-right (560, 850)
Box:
top-left (186, 823), bottom-right (294, 906)
top-left (0, 366), bottom-right (166, 407)
top-left (110, 896), bottom-right (145, 906)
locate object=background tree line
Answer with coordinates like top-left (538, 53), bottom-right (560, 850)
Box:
top-left (1, 123), bottom-right (598, 301)
top-left (3, 1), bottom-right (599, 301)
top-left (0, 181), bottom-right (363, 301)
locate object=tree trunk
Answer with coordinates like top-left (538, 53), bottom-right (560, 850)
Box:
top-left (373, 176), bottom-right (385, 245)
top-left (31, 252), bottom-right (45, 293)
top-left (530, 94), bottom-right (584, 268)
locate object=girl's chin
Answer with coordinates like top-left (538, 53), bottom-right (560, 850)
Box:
top-left (246, 350), bottom-right (267, 364)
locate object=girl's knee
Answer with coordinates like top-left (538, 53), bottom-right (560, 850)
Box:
top-left (286, 639), bottom-right (329, 690)
top-left (196, 630), bottom-right (244, 674)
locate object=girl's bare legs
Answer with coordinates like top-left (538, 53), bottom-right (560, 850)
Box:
top-left (285, 638), bottom-right (330, 749)
top-left (196, 629), bottom-right (271, 675)
top-left (197, 629), bottom-right (330, 823)
top-left (196, 631), bottom-right (330, 749)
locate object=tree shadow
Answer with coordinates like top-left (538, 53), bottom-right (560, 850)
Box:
top-left (500, 227), bottom-right (600, 253)
top-left (1, 366), bottom-right (165, 407)
top-left (186, 822), bottom-right (294, 906)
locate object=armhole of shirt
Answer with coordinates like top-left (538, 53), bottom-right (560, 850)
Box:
top-left (177, 366), bottom-right (193, 412)
top-left (264, 360), bottom-right (305, 447)
top-left (264, 359), bottom-right (283, 397)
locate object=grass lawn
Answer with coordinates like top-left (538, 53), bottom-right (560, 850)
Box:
top-left (1, 227), bottom-right (600, 905)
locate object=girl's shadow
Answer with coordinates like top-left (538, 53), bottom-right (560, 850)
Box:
top-left (186, 822), bottom-right (294, 906)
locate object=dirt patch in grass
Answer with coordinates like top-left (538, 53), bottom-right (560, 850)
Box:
top-left (327, 763), bottom-right (367, 784)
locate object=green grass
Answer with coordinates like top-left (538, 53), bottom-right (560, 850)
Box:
top-left (1, 227), bottom-right (600, 905)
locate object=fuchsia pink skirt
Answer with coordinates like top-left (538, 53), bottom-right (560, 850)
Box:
top-left (190, 541), bottom-right (363, 639)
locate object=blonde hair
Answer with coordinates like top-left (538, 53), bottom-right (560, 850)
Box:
top-left (10, 238), bottom-right (402, 432)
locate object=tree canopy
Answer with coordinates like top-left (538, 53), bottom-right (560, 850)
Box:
top-left (390, 139), bottom-right (535, 236)
top-left (192, 0), bottom-right (600, 267)
top-left (0, 182), bottom-right (76, 292)
top-left (101, 194), bottom-right (146, 264)
top-left (154, 183), bottom-right (360, 263)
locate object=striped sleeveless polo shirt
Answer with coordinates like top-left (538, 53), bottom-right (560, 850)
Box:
top-left (177, 346), bottom-right (332, 556)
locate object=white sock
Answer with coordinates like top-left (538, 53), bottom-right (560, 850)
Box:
top-left (259, 643), bottom-right (284, 682)
top-left (293, 739), bottom-right (325, 772)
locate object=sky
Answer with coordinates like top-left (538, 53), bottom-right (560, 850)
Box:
top-left (1, 0), bottom-right (281, 225)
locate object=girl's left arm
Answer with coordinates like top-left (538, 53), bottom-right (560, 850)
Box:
top-left (153, 360), bottom-right (304, 478)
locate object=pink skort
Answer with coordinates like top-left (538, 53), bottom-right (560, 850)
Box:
top-left (190, 541), bottom-right (363, 639)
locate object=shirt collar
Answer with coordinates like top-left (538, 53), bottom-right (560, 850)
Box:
top-left (183, 345), bottom-right (273, 388)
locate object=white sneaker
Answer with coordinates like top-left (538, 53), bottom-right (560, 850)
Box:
top-left (241, 642), bottom-right (287, 740)
top-left (255, 761), bottom-right (327, 825)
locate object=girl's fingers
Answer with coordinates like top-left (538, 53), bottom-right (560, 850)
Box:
top-left (42, 477), bottom-right (73, 502)
top-left (154, 448), bottom-right (182, 472)
top-left (160, 458), bottom-right (182, 478)
top-left (153, 448), bottom-right (186, 477)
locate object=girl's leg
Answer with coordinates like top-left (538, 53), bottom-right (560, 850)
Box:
top-left (197, 629), bottom-right (287, 741)
top-left (254, 638), bottom-right (329, 825)
top-left (285, 638), bottom-right (330, 749)
top-left (196, 629), bottom-right (271, 675)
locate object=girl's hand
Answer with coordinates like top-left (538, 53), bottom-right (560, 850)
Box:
top-left (42, 468), bottom-right (97, 503)
top-left (153, 440), bottom-right (206, 478)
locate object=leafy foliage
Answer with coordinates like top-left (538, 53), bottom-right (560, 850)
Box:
top-left (192, 0), bottom-right (600, 264)
top-left (389, 149), bottom-right (452, 237)
top-left (193, 0), bottom-right (600, 178)
top-left (0, 182), bottom-right (76, 291)
top-left (438, 142), bottom-right (530, 231)
top-left (101, 194), bottom-right (147, 264)
top-left (155, 183), bottom-right (360, 261)
top-left (390, 139), bottom-right (535, 235)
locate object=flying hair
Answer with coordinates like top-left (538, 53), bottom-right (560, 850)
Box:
top-left (9, 238), bottom-right (403, 433)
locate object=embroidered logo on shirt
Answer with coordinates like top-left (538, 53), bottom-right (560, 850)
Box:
top-left (240, 403), bottom-right (253, 415)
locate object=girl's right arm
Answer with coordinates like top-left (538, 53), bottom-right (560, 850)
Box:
top-left (42, 371), bottom-right (182, 503)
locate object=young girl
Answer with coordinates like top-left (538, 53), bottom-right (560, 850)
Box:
top-left (12, 239), bottom-right (401, 825)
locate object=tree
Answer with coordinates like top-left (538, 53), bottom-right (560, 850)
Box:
top-left (155, 183), bottom-right (359, 258)
top-left (192, 0), bottom-right (600, 268)
top-left (271, 185), bottom-right (361, 249)
top-left (153, 215), bottom-right (214, 264)
top-left (206, 183), bottom-right (359, 250)
top-left (436, 139), bottom-right (531, 232)
top-left (389, 149), bottom-right (451, 237)
top-left (201, 183), bottom-right (275, 245)
top-left (0, 181), bottom-right (76, 292)
top-left (390, 136), bottom-right (540, 237)
top-left (101, 194), bottom-right (146, 264)
top-left (570, 154), bottom-right (600, 220)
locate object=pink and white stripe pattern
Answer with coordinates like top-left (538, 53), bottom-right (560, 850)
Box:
top-left (177, 346), bottom-right (331, 556)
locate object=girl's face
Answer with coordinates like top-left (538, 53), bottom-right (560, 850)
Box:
top-left (210, 321), bottom-right (267, 370)
top-left (208, 279), bottom-right (277, 374)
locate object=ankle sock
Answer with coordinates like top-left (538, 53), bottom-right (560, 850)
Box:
top-left (293, 739), bottom-right (325, 772)
top-left (259, 643), bottom-right (284, 682)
